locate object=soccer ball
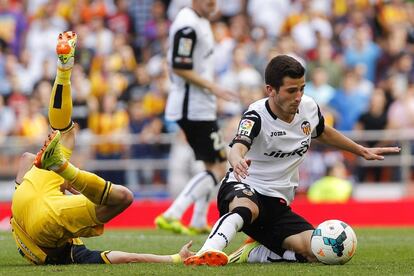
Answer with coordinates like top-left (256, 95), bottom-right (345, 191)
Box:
top-left (311, 219), bottom-right (357, 265)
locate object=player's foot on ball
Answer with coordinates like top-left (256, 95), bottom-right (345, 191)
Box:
top-left (154, 215), bottom-right (187, 234)
top-left (184, 249), bottom-right (228, 266)
top-left (228, 238), bottom-right (260, 263)
top-left (34, 130), bottom-right (67, 171)
top-left (56, 31), bottom-right (77, 70)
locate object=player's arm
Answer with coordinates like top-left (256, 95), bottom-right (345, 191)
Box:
top-left (104, 241), bottom-right (193, 264)
top-left (228, 143), bottom-right (250, 182)
top-left (229, 111), bottom-right (261, 181)
top-left (173, 69), bottom-right (237, 101)
top-left (171, 26), bottom-right (236, 101)
top-left (316, 125), bottom-right (400, 160)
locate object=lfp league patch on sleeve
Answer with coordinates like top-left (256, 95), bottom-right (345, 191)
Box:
top-left (178, 37), bottom-right (193, 56)
top-left (238, 119), bottom-right (255, 136)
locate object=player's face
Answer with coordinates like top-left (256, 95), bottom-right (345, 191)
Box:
top-left (194, 0), bottom-right (217, 18)
top-left (267, 76), bottom-right (305, 121)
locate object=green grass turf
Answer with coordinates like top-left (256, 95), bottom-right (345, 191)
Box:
top-left (1, 228), bottom-right (414, 275)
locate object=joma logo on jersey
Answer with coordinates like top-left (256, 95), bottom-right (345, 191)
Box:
top-left (301, 121), bottom-right (311, 135)
top-left (264, 144), bottom-right (309, 158)
top-left (270, 131), bottom-right (286, 137)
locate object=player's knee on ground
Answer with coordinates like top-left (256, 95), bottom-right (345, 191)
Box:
top-left (295, 244), bottom-right (317, 262)
top-left (283, 230), bottom-right (317, 262)
top-left (107, 185), bottom-right (134, 207)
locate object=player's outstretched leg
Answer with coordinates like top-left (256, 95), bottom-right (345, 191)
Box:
top-left (49, 31), bottom-right (78, 162)
top-left (49, 31), bottom-right (77, 133)
top-left (183, 211), bottom-right (246, 266)
top-left (228, 237), bottom-right (301, 264)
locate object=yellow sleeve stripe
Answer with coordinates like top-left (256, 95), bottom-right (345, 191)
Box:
top-left (101, 251), bottom-right (112, 264)
top-left (100, 181), bottom-right (112, 205)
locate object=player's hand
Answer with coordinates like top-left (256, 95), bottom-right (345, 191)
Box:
top-left (361, 146), bottom-right (401, 160)
top-left (178, 240), bottom-right (194, 260)
top-left (210, 84), bottom-right (239, 102)
top-left (60, 181), bottom-right (80, 194)
top-left (232, 159), bottom-right (251, 182)
top-left (67, 186), bottom-right (80, 195)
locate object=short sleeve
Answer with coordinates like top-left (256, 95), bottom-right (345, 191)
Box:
top-left (230, 110), bottom-right (261, 149)
top-left (312, 105), bottom-right (325, 138)
top-left (171, 27), bottom-right (197, 69)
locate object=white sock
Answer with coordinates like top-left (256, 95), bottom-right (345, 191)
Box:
top-left (190, 193), bottom-right (211, 228)
top-left (282, 250), bottom-right (297, 261)
top-left (247, 245), bottom-right (297, 263)
top-left (199, 212), bottom-right (244, 252)
top-left (164, 171), bottom-right (215, 220)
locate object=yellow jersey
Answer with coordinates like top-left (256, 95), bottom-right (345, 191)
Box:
top-left (12, 166), bottom-right (103, 248)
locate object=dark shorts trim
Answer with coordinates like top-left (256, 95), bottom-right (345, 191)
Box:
top-left (44, 244), bottom-right (107, 265)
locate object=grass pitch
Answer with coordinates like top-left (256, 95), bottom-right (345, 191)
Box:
top-left (1, 228), bottom-right (414, 275)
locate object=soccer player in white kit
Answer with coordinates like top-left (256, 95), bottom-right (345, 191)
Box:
top-left (154, 0), bottom-right (237, 235)
top-left (184, 55), bottom-right (400, 266)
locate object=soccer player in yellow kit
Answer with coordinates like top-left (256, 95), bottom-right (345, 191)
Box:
top-left (11, 31), bottom-right (193, 265)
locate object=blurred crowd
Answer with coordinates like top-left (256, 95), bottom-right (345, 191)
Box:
top-left (0, 0), bottom-right (413, 191)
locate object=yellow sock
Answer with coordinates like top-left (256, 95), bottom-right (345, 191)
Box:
top-left (71, 170), bottom-right (112, 205)
top-left (56, 68), bottom-right (72, 85)
top-left (49, 69), bottom-right (73, 131)
top-left (56, 161), bottom-right (79, 181)
top-left (56, 162), bottom-right (111, 205)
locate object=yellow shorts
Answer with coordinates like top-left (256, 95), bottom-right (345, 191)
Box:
top-left (12, 166), bottom-right (104, 248)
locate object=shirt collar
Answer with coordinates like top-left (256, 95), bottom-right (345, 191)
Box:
top-left (265, 99), bottom-right (278, 120)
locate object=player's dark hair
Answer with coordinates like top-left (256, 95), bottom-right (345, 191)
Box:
top-left (265, 55), bottom-right (305, 91)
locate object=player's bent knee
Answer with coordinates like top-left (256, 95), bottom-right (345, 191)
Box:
top-left (230, 197), bottom-right (259, 222)
top-left (289, 243), bottom-right (316, 262)
top-left (297, 242), bottom-right (316, 262)
top-left (232, 206), bottom-right (253, 226)
top-left (283, 231), bottom-right (316, 262)
top-left (301, 249), bottom-right (318, 262)
top-left (106, 184), bottom-right (134, 207)
top-left (121, 187), bottom-right (134, 207)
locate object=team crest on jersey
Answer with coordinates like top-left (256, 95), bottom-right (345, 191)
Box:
top-left (178, 38), bottom-right (193, 56)
top-left (238, 119), bottom-right (255, 136)
top-left (301, 121), bottom-right (311, 135)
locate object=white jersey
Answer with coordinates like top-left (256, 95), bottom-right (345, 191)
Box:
top-left (165, 7), bottom-right (216, 121)
top-left (227, 95), bottom-right (325, 204)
